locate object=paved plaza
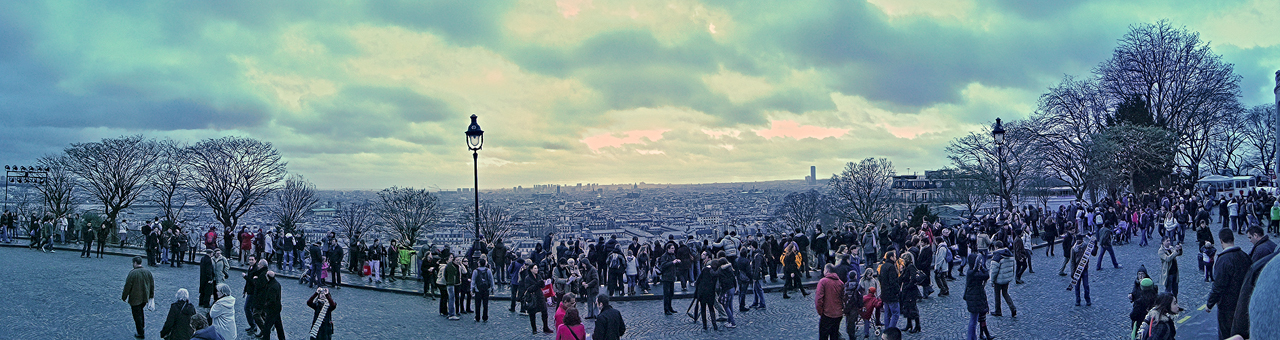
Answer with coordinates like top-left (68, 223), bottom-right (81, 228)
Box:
top-left (0, 227), bottom-right (1246, 339)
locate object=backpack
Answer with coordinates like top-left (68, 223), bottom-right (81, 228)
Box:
top-left (842, 281), bottom-right (862, 315)
top-left (475, 268), bottom-right (492, 292)
top-left (609, 254), bottom-right (623, 270)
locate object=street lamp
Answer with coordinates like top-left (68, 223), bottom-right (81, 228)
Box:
top-left (465, 114), bottom-right (484, 260)
top-left (992, 118), bottom-right (1009, 211)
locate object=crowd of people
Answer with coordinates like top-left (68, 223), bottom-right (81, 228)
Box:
top-left (12, 183), bottom-right (1280, 339)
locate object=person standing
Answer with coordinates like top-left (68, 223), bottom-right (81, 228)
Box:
top-left (1206, 229), bottom-right (1252, 340)
top-left (1071, 238), bottom-right (1092, 306)
top-left (815, 264), bottom-right (845, 340)
top-left (159, 288), bottom-right (196, 340)
top-left (121, 256), bottom-right (155, 339)
top-left (146, 227), bottom-right (161, 267)
top-left (443, 254), bottom-right (462, 320)
top-left (592, 295), bottom-right (626, 340)
top-left (81, 218), bottom-right (96, 258)
top-left (524, 265), bottom-right (553, 334)
top-left (933, 242), bottom-right (951, 296)
top-left (1158, 238), bottom-right (1182, 297)
top-left (307, 287), bottom-right (336, 340)
top-left (326, 243), bottom-right (343, 288)
top-left (1246, 227), bottom-right (1276, 262)
top-left (1139, 293), bottom-right (1182, 340)
top-left (256, 271), bottom-right (285, 340)
top-left (657, 243), bottom-right (680, 315)
top-left (877, 251), bottom-right (901, 329)
top-left (471, 258), bottom-right (494, 322)
top-left (963, 252), bottom-right (991, 340)
top-left (199, 250), bottom-right (216, 308)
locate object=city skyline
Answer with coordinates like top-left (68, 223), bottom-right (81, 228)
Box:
top-left (0, 1), bottom-right (1277, 190)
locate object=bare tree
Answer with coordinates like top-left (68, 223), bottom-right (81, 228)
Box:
top-left (150, 140), bottom-right (193, 224)
top-left (188, 136), bottom-right (288, 233)
top-left (937, 170), bottom-right (988, 219)
top-left (1205, 110), bottom-right (1247, 176)
top-left (1031, 76), bottom-right (1109, 199)
top-left (828, 158), bottom-right (896, 225)
top-left (270, 175), bottom-right (319, 236)
top-left (946, 120), bottom-right (1041, 210)
top-left (33, 155), bottom-right (77, 220)
top-left (1241, 104), bottom-right (1277, 176)
top-left (770, 189), bottom-right (826, 235)
top-left (62, 135), bottom-right (162, 226)
top-left (1096, 20), bottom-right (1242, 177)
top-left (463, 200), bottom-right (518, 244)
top-left (334, 201), bottom-right (378, 249)
top-left (374, 187), bottom-right (441, 248)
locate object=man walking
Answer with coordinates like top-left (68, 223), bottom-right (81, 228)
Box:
top-left (256, 271), bottom-right (285, 340)
top-left (1206, 229), bottom-right (1251, 340)
top-left (121, 256), bottom-right (154, 339)
top-left (815, 264), bottom-right (845, 340)
top-left (592, 295), bottom-right (626, 340)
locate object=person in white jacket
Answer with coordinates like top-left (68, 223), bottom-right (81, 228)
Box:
top-left (933, 242), bottom-right (952, 296)
top-left (210, 283), bottom-right (238, 340)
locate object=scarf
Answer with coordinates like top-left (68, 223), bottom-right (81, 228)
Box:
top-left (309, 296), bottom-right (330, 339)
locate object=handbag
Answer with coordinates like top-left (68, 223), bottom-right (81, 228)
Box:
top-left (541, 279), bottom-right (555, 298)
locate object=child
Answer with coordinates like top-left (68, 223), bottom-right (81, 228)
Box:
top-left (859, 287), bottom-right (883, 339)
top-left (1199, 241), bottom-right (1215, 282)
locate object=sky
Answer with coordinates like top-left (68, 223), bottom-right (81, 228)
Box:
top-left (0, 0), bottom-right (1277, 190)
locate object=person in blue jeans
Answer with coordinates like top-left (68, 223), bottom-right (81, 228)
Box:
top-left (1096, 229), bottom-right (1121, 271)
top-left (1071, 239), bottom-right (1092, 306)
top-left (964, 252), bottom-right (991, 340)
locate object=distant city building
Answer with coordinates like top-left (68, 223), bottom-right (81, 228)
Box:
top-left (891, 169), bottom-right (966, 204)
top-left (808, 166), bottom-right (817, 185)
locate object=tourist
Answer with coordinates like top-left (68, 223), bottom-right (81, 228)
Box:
top-left (964, 252), bottom-right (991, 340)
top-left (443, 254), bottom-right (462, 320)
top-left (658, 243), bottom-right (681, 315)
top-left (1157, 238), bottom-right (1181, 297)
top-left (714, 257), bottom-right (737, 328)
top-left (593, 295), bottom-right (626, 340)
top-left (781, 242), bottom-right (806, 299)
top-left (1139, 293), bottom-right (1181, 340)
top-left (199, 250), bottom-right (215, 308)
top-left (307, 287), bottom-right (336, 340)
top-left (326, 243), bottom-right (343, 288)
top-left (694, 258), bottom-right (720, 330)
top-left (256, 271), bottom-right (284, 340)
top-left (1247, 227), bottom-right (1275, 261)
top-left (80, 218), bottom-right (95, 258)
top-left (1129, 268), bottom-right (1157, 338)
top-left (624, 250), bottom-right (639, 296)
top-left (898, 252), bottom-right (922, 333)
top-left (471, 257), bottom-right (494, 322)
top-left (1071, 238), bottom-right (1092, 306)
top-left (578, 258), bottom-right (599, 319)
top-left (1207, 229), bottom-right (1251, 340)
top-left (210, 283), bottom-right (236, 340)
top-left (933, 242), bottom-right (951, 296)
top-left (524, 265), bottom-right (553, 334)
top-left (859, 286), bottom-right (882, 339)
top-left (1200, 241), bottom-right (1217, 282)
top-left (988, 241), bottom-right (1016, 317)
top-left (877, 251), bottom-right (901, 329)
top-left (159, 288), bottom-right (196, 340)
top-left (843, 270), bottom-right (863, 338)
top-left (242, 258), bottom-right (266, 335)
top-left (190, 314), bottom-right (223, 340)
top-left (815, 263), bottom-right (845, 340)
top-left (121, 256), bottom-right (154, 339)
top-left (555, 307), bottom-right (585, 340)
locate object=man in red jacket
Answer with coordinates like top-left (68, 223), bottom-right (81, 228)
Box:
top-left (815, 263), bottom-right (845, 340)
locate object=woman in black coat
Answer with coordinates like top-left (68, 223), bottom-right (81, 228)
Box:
top-left (899, 253), bottom-right (922, 333)
top-left (963, 252), bottom-right (991, 340)
top-left (160, 288), bottom-right (197, 340)
top-left (694, 262), bottom-right (720, 330)
top-left (524, 265), bottom-right (551, 334)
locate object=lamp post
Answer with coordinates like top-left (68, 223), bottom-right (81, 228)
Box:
top-left (992, 118), bottom-right (1008, 211)
top-left (465, 114), bottom-right (485, 259)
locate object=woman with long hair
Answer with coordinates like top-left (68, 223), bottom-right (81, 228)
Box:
top-left (1138, 293), bottom-right (1181, 340)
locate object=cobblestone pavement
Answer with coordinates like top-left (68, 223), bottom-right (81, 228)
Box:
top-left (0, 226), bottom-right (1244, 340)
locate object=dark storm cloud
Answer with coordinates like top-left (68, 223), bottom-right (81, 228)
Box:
top-left (285, 86), bottom-right (457, 141)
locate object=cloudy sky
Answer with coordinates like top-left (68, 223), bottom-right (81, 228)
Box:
top-left (0, 0), bottom-right (1276, 190)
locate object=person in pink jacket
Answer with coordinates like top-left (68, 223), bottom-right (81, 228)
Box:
top-left (556, 308), bottom-right (587, 340)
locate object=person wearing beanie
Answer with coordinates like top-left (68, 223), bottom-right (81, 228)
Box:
top-left (1129, 265), bottom-right (1158, 339)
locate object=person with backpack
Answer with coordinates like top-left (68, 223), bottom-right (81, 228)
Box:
top-left (842, 270), bottom-right (863, 339)
top-left (471, 257), bottom-right (494, 322)
top-left (606, 251), bottom-right (625, 297)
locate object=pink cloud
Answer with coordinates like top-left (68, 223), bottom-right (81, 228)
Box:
top-left (581, 129), bottom-right (668, 151)
top-left (754, 120), bottom-right (849, 140)
top-left (556, 0), bottom-right (593, 18)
